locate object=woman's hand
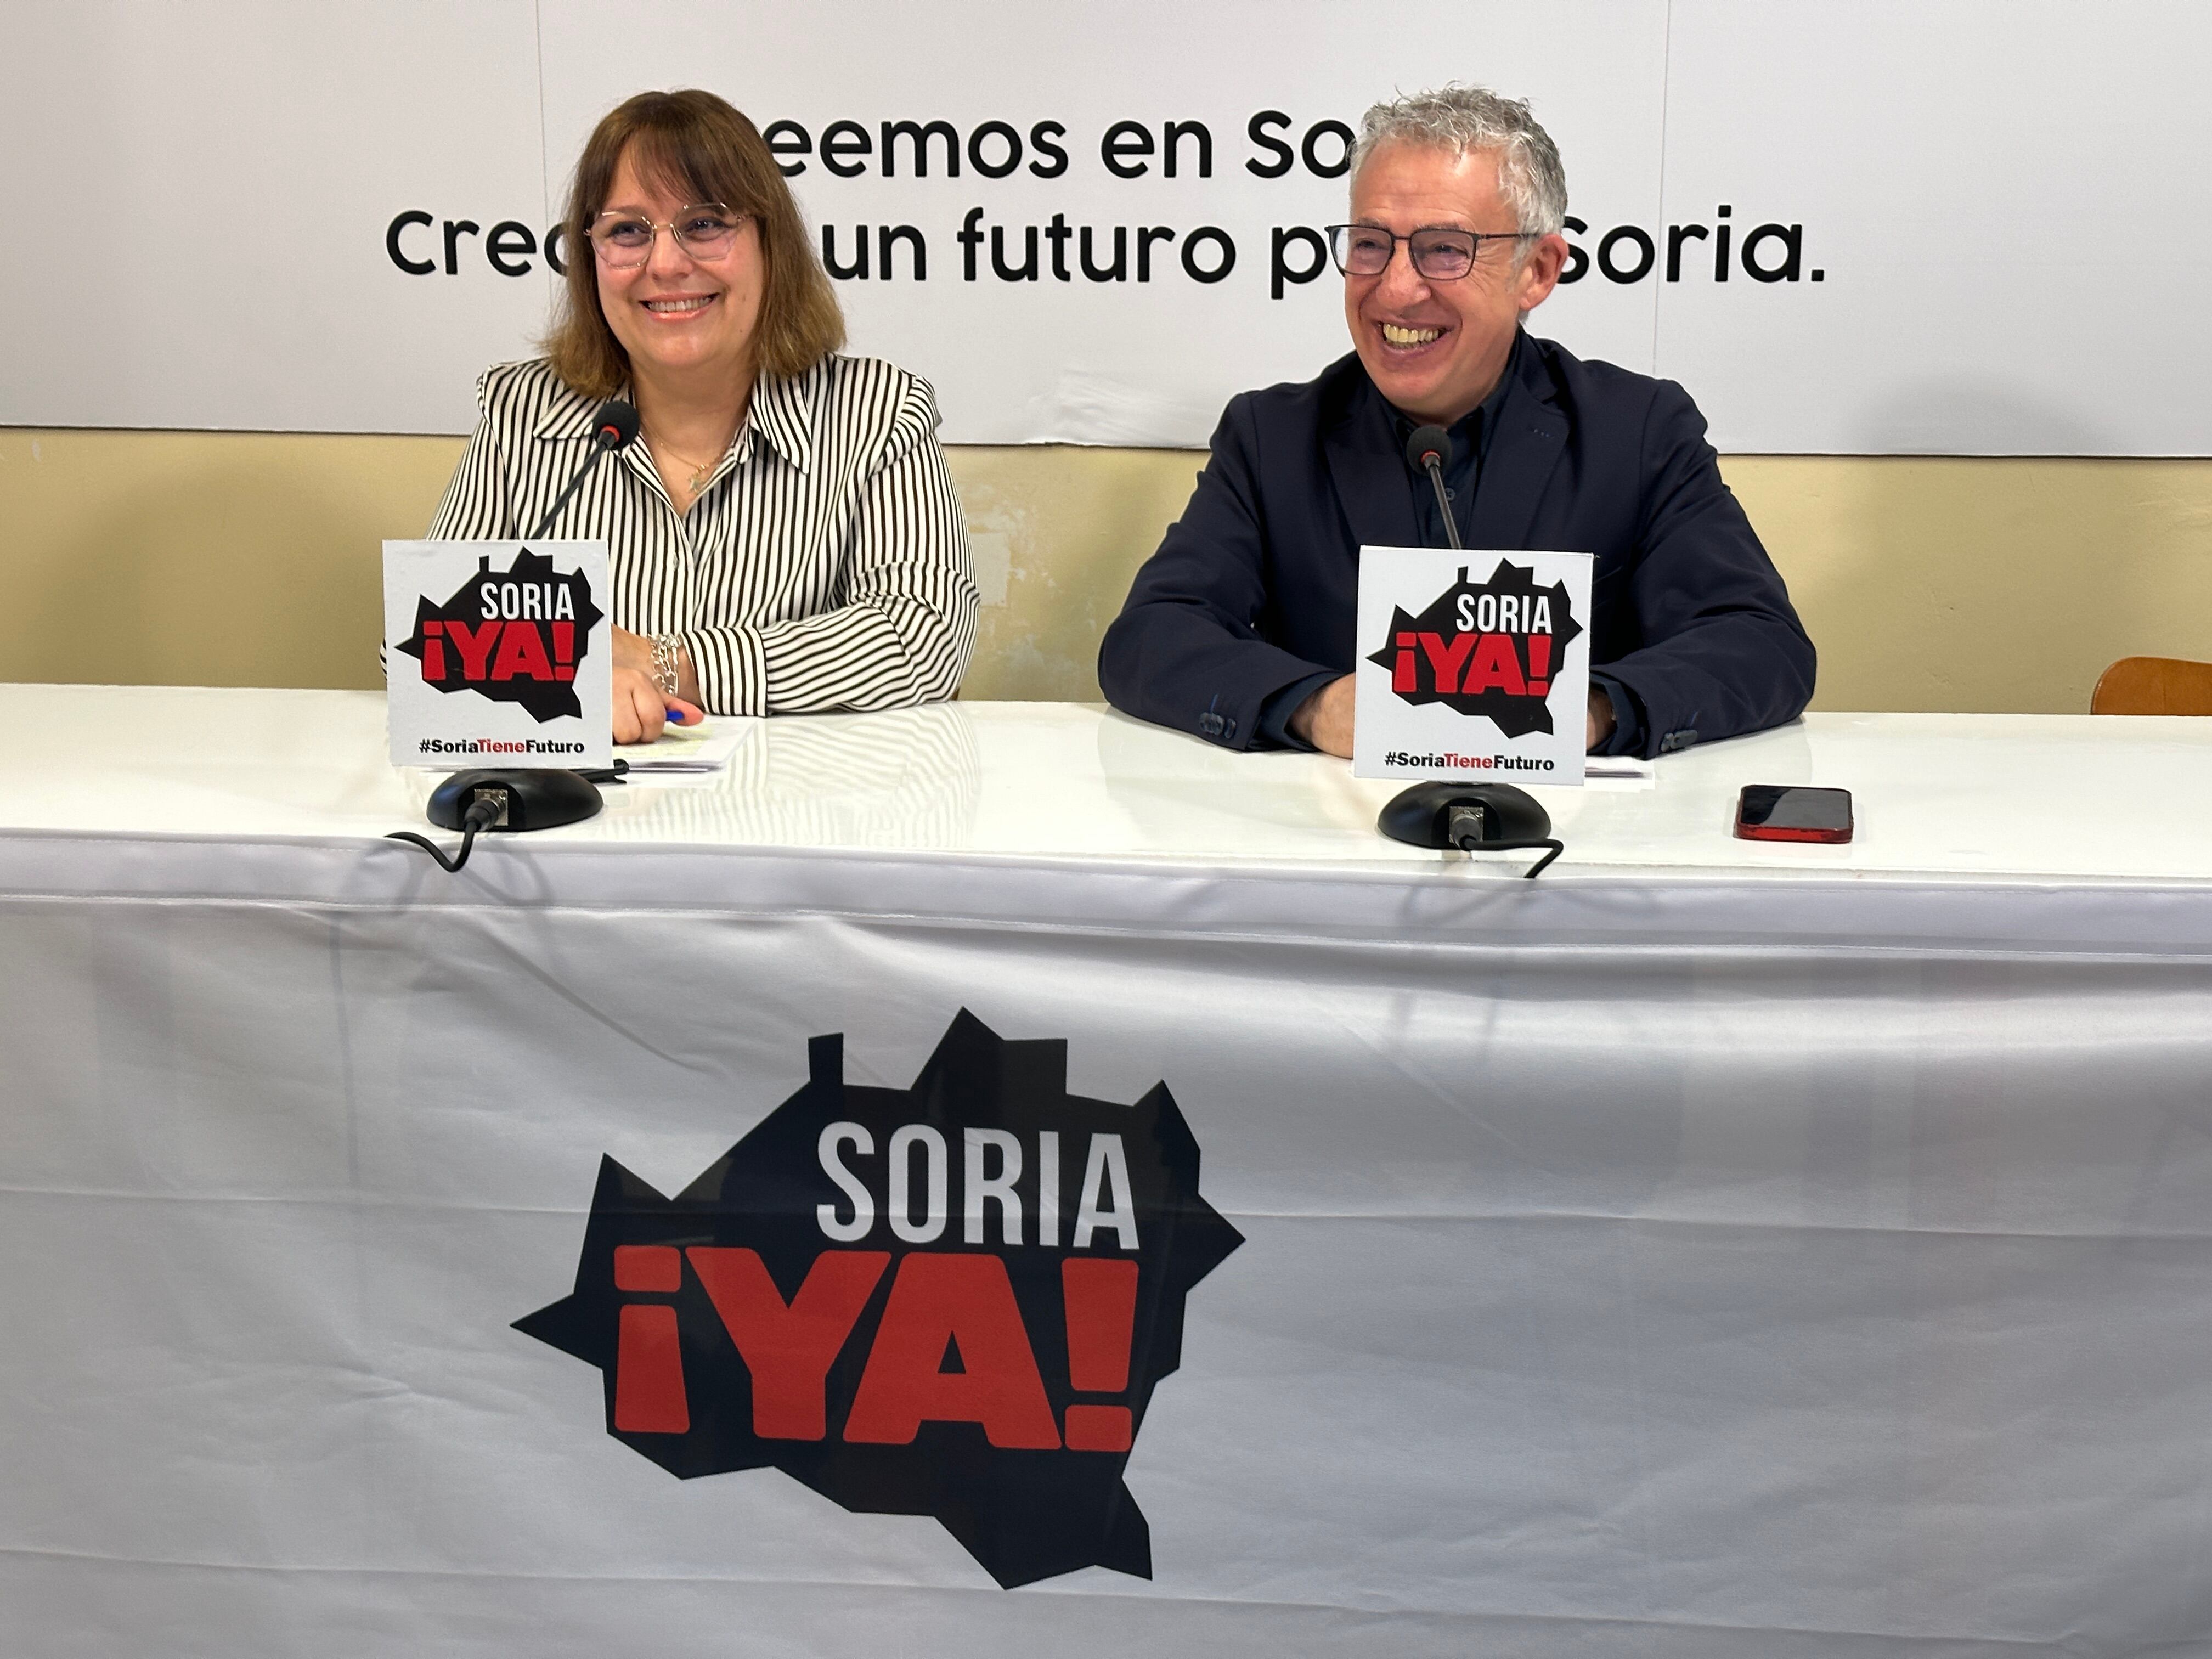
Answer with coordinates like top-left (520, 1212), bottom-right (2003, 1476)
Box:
top-left (611, 624), bottom-right (653, 675)
top-left (610, 624), bottom-right (702, 707)
top-left (613, 667), bottom-right (701, 744)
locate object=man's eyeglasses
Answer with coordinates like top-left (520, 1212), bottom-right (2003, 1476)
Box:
top-left (589, 204), bottom-right (746, 269)
top-left (1326, 224), bottom-right (1537, 281)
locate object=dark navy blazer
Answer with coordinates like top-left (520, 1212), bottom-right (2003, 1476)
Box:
top-left (1097, 336), bottom-right (1816, 759)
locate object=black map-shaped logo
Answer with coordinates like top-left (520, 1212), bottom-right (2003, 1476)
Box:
top-left (516, 1010), bottom-right (1244, 1588)
top-left (394, 546), bottom-right (603, 723)
top-left (1366, 558), bottom-right (1583, 738)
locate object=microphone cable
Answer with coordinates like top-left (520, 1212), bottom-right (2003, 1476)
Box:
top-left (385, 796), bottom-right (503, 873)
top-left (1444, 804), bottom-right (1565, 878)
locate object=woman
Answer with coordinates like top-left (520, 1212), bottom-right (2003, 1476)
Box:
top-left (428, 89), bottom-right (977, 742)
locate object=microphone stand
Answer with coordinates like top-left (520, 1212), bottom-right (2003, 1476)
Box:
top-left (531, 399), bottom-right (641, 540)
top-left (1407, 424), bottom-right (1465, 552)
top-left (1379, 424), bottom-right (1561, 877)
top-left (386, 399), bottom-right (644, 871)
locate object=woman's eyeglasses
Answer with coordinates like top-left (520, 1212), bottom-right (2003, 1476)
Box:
top-left (588, 205), bottom-right (746, 269)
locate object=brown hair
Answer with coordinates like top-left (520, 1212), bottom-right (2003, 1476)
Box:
top-left (544, 89), bottom-right (845, 397)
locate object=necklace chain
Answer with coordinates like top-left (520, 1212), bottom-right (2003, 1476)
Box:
top-left (641, 416), bottom-right (739, 496)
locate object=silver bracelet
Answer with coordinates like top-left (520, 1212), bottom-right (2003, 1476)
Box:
top-left (648, 634), bottom-right (682, 698)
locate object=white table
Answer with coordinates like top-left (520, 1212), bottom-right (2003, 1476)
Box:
top-left (6, 685), bottom-right (2212, 1657)
top-left (10, 684), bottom-right (2212, 883)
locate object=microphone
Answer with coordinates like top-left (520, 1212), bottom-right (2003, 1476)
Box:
top-left (1403, 422), bottom-right (1462, 551)
top-left (528, 399), bottom-right (640, 540)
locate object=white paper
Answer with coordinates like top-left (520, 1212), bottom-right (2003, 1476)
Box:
top-left (1585, 757), bottom-right (1657, 787)
top-left (614, 725), bottom-right (752, 773)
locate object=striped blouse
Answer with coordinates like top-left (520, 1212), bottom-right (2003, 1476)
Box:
top-left (426, 355), bottom-right (977, 715)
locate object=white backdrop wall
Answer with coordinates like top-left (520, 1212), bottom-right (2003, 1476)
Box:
top-left (5, 1), bottom-right (2210, 453)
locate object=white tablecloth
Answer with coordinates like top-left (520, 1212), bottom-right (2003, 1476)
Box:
top-left (6, 686), bottom-right (2212, 1657)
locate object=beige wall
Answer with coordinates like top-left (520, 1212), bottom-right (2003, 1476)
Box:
top-left (3, 424), bottom-right (2209, 712)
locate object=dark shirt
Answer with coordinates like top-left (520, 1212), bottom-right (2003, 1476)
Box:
top-left (1394, 379), bottom-right (1504, 551)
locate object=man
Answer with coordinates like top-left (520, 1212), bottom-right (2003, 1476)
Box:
top-left (1098, 87), bottom-right (1814, 759)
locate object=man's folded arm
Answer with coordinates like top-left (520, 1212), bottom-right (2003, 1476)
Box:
top-left (1258, 670), bottom-right (1341, 750)
top-left (1098, 399), bottom-right (1336, 750)
top-left (1588, 670), bottom-right (1646, 757)
top-left (1591, 383), bottom-right (1818, 759)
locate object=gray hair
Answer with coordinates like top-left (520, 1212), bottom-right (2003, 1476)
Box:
top-left (1350, 86), bottom-right (1568, 236)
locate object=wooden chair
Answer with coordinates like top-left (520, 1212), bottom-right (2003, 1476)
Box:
top-left (2091, 656), bottom-right (2212, 715)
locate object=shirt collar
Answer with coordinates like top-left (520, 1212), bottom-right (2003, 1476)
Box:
top-left (529, 377), bottom-right (613, 444)
top-left (1384, 327), bottom-right (1525, 465)
top-left (529, 366), bottom-right (815, 476)
top-left (742, 369), bottom-right (815, 474)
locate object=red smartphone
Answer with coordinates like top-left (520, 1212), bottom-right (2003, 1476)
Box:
top-left (1735, 784), bottom-right (1853, 843)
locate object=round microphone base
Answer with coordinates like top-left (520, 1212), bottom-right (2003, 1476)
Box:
top-left (427, 768), bottom-right (603, 833)
top-left (1378, 781), bottom-right (1564, 877)
top-left (1378, 781), bottom-right (1550, 848)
